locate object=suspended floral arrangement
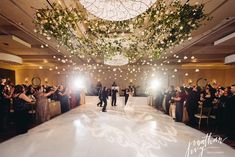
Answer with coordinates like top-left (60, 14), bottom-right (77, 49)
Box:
top-left (34, 0), bottom-right (210, 64)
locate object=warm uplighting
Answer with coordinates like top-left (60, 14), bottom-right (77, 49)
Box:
top-left (73, 78), bottom-right (85, 89)
top-left (150, 79), bottom-right (161, 90)
top-left (195, 69), bottom-right (200, 72)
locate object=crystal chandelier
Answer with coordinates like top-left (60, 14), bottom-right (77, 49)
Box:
top-left (79, 0), bottom-right (157, 21)
top-left (104, 53), bottom-right (128, 66)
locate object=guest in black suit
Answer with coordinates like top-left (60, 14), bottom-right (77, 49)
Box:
top-left (216, 87), bottom-right (230, 132)
top-left (186, 86), bottom-right (200, 126)
top-left (102, 87), bottom-right (108, 112)
top-left (226, 84), bottom-right (235, 140)
top-left (111, 82), bottom-right (118, 106)
top-left (97, 88), bottom-right (103, 107)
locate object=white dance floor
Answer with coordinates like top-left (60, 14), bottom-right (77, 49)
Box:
top-left (0, 96), bottom-right (234, 157)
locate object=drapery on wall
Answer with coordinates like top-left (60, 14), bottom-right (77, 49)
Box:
top-left (0, 68), bottom-right (15, 84)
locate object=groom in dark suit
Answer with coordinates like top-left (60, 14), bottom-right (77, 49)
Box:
top-left (111, 82), bottom-right (118, 106)
top-left (102, 87), bottom-right (108, 112)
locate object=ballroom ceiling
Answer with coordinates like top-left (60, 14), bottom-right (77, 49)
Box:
top-left (0, 0), bottom-right (235, 70)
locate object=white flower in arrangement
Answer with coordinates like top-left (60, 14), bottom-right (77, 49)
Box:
top-left (46, 36), bottom-right (51, 40)
top-left (36, 13), bottom-right (41, 17)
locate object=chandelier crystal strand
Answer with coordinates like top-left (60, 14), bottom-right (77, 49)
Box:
top-left (79, 0), bottom-right (157, 21)
top-left (104, 53), bottom-right (129, 66)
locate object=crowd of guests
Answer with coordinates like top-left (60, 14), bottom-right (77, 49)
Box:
top-left (154, 83), bottom-right (235, 140)
top-left (0, 78), bottom-right (81, 135)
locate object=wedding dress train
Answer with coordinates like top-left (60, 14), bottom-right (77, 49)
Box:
top-left (124, 94), bottom-right (134, 112)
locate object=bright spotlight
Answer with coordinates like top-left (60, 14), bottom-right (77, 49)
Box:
top-left (73, 78), bottom-right (85, 89)
top-left (150, 79), bottom-right (161, 90)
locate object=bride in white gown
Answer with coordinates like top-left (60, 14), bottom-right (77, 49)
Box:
top-left (124, 88), bottom-right (134, 112)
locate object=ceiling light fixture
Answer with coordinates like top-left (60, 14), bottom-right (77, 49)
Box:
top-left (104, 53), bottom-right (128, 66)
top-left (80, 0), bottom-right (157, 21)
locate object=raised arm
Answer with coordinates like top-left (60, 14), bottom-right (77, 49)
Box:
top-left (19, 93), bottom-right (33, 103)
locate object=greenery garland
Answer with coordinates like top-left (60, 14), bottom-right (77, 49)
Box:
top-left (34, 0), bottom-right (209, 63)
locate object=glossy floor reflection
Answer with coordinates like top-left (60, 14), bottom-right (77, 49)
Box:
top-left (0, 96), bottom-right (234, 157)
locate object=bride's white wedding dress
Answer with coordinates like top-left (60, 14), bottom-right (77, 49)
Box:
top-left (124, 93), bottom-right (134, 112)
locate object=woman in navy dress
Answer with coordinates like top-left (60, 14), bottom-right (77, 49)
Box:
top-left (12, 85), bottom-right (33, 134)
top-left (174, 87), bottom-right (186, 122)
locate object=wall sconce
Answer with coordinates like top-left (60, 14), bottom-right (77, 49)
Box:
top-left (212, 79), bottom-right (217, 84)
top-left (25, 78), bottom-right (29, 84)
top-left (188, 79), bottom-right (193, 84)
top-left (44, 78), bottom-right (48, 84)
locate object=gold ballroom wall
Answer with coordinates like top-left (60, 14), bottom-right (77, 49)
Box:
top-left (1, 62), bottom-right (235, 90)
top-left (12, 65), bottom-right (235, 89)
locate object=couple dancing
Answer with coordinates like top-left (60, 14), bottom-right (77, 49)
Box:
top-left (97, 83), bottom-right (134, 112)
top-left (97, 82), bottom-right (119, 112)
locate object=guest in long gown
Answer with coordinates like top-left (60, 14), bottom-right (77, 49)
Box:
top-left (70, 88), bottom-right (80, 109)
top-left (174, 87), bottom-right (186, 122)
top-left (155, 89), bottom-right (164, 110)
top-left (12, 85), bottom-right (33, 134)
top-left (0, 82), bottom-right (12, 131)
top-left (35, 86), bottom-right (57, 124)
top-left (165, 86), bottom-right (176, 115)
top-left (57, 85), bottom-right (70, 113)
